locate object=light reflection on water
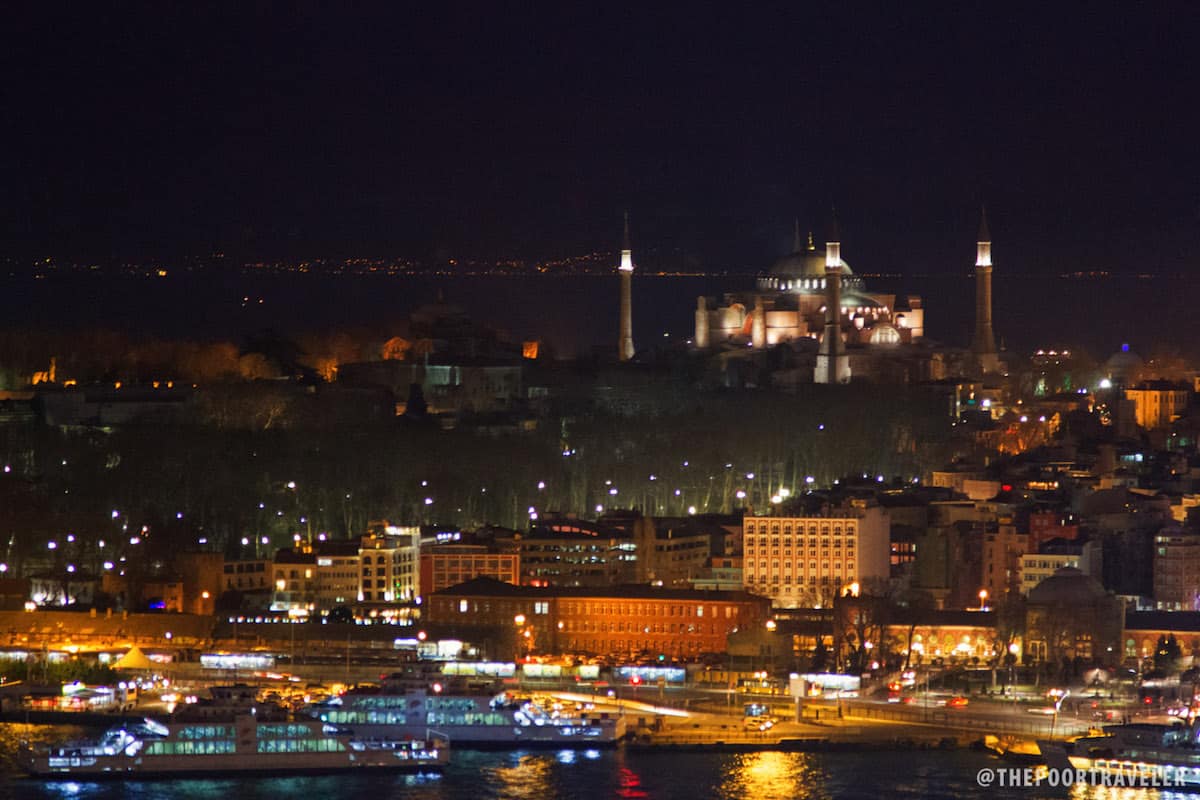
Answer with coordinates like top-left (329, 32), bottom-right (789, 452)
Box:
top-left (2, 724), bottom-right (1188, 800)
top-left (485, 752), bottom-right (555, 800)
top-left (715, 752), bottom-right (830, 800)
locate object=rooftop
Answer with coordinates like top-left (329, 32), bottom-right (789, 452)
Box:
top-left (433, 575), bottom-right (765, 603)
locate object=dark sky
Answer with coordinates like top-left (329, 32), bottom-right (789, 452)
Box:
top-left (4, 3), bottom-right (1200, 273)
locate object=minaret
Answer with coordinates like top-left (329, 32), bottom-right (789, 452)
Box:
top-left (814, 213), bottom-right (851, 384)
top-left (617, 212), bottom-right (635, 362)
top-left (694, 296), bottom-right (710, 349)
top-left (972, 207), bottom-right (1000, 373)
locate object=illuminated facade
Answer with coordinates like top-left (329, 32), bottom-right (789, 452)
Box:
top-left (742, 501), bottom-right (891, 608)
top-left (695, 220), bottom-right (925, 354)
top-left (1125, 381), bottom-right (1190, 430)
top-left (359, 526), bottom-right (420, 603)
top-left (418, 544), bottom-right (520, 596)
top-left (429, 576), bottom-right (770, 659)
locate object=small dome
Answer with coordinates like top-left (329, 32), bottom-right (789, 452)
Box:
top-left (1027, 567), bottom-right (1106, 606)
top-left (869, 323), bottom-right (901, 346)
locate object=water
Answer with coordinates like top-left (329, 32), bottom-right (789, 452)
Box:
top-left (0, 725), bottom-right (1173, 800)
top-left (0, 271), bottom-right (1190, 361)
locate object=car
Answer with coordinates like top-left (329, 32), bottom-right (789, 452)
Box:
top-left (947, 696), bottom-right (969, 708)
top-left (743, 715), bottom-right (776, 731)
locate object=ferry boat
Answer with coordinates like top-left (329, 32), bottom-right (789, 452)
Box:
top-left (1039, 721), bottom-right (1200, 786)
top-left (306, 671), bottom-right (625, 748)
top-left (20, 715), bottom-right (448, 779)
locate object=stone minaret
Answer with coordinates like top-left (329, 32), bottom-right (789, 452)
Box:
top-left (814, 214), bottom-right (851, 384)
top-left (617, 212), bottom-right (635, 362)
top-left (694, 296), bottom-right (710, 349)
top-left (972, 208), bottom-right (1000, 373)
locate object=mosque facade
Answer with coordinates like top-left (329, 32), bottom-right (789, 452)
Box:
top-left (695, 221), bottom-right (925, 356)
top-left (682, 212), bottom-right (998, 384)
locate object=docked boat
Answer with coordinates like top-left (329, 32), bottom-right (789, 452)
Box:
top-left (1039, 721), bottom-right (1200, 786)
top-left (20, 715), bottom-right (448, 779)
top-left (306, 670), bottom-right (625, 747)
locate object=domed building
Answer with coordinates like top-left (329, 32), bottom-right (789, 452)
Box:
top-left (695, 223), bottom-right (924, 353)
top-left (692, 219), bottom-right (931, 383)
top-left (1103, 344), bottom-right (1144, 386)
top-left (1025, 567), bottom-right (1123, 666)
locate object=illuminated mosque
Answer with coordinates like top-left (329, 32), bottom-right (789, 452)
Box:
top-left (681, 211), bottom-right (999, 384)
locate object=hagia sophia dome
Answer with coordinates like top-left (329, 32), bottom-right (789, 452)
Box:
top-left (769, 229), bottom-right (854, 278)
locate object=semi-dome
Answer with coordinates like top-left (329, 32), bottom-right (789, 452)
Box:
top-left (841, 291), bottom-right (880, 309)
top-left (1027, 567), bottom-right (1106, 606)
top-left (869, 322), bottom-right (902, 346)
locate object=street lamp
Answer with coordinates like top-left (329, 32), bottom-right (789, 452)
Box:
top-left (978, 589), bottom-right (989, 611)
top-left (513, 614), bottom-right (528, 664)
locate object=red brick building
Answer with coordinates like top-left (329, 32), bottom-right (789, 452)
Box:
top-left (428, 576), bottom-right (770, 659)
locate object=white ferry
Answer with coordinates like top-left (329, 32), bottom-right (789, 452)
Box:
top-left (20, 716), bottom-right (448, 779)
top-left (307, 671), bottom-right (625, 747)
top-left (1039, 722), bottom-right (1200, 786)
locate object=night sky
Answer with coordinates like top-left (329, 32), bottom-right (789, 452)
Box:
top-left (5, 3), bottom-right (1200, 274)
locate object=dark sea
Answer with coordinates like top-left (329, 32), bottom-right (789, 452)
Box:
top-left (0, 723), bottom-right (1136, 800)
top-left (0, 271), bottom-right (1192, 361)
